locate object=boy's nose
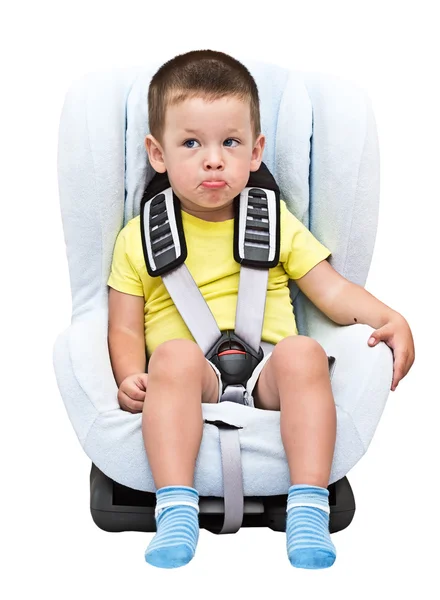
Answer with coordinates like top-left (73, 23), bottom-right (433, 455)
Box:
top-left (204, 149), bottom-right (224, 170)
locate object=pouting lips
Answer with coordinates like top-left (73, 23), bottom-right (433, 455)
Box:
top-left (202, 181), bottom-right (226, 188)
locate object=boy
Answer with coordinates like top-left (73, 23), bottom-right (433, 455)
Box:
top-left (107, 50), bottom-right (415, 570)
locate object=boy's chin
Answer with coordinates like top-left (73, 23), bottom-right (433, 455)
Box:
top-left (190, 194), bottom-right (235, 207)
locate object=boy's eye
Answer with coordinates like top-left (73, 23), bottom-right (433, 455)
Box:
top-left (183, 139), bottom-right (200, 148)
top-left (183, 138), bottom-right (240, 148)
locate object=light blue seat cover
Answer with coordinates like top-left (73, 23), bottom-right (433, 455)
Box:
top-left (54, 59), bottom-right (392, 496)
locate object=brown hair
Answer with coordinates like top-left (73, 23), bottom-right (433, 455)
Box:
top-left (148, 49), bottom-right (261, 144)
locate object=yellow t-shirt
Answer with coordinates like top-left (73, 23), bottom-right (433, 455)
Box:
top-left (107, 200), bottom-right (331, 355)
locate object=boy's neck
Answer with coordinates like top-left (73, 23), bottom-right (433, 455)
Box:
top-left (181, 206), bottom-right (234, 222)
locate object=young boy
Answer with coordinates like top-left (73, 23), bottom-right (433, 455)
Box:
top-left (107, 50), bottom-right (415, 570)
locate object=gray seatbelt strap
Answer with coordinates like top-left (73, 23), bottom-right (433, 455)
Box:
top-left (219, 384), bottom-right (247, 404)
top-left (142, 187), bottom-right (222, 355)
top-left (161, 265), bottom-right (221, 356)
top-left (141, 177), bottom-right (280, 532)
top-left (152, 186), bottom-right (278, 356)
top-left (234, 267), bottom-right (268, 353)
top-left (161, 265), bottom-right (268, 357)
top-left (218, 426), bottom-right (244, 533)
top-left (204, 420), bottom-right (244, 533)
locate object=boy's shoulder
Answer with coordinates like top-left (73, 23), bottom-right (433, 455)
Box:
top-left (114, 216), bottom-right (142, 259)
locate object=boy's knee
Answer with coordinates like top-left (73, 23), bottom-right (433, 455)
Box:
top-left (271, 335), bottom-right (327, 377)
top-left (149, 339), bottom-right (205, 377)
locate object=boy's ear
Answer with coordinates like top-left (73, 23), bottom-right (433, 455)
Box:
top-left (250, 134), bottom-right (265, 172)
top-left (145, 134), bottom-right (167, 173)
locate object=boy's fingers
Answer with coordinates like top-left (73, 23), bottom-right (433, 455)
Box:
top-left (125, 383), bottom-right (146, 400)
top-left (368, 324), bottom-right (391, 346)
top-left (136, 373), bottom-right (148, 392)
top-left (392, 352), bottom-right (407, 390)
top-left (118, 389), bottom-right (144, 413)
top-left (128, 399), bottom-right (144, 413)
top-left (138, 374), bottom-right (149, 389)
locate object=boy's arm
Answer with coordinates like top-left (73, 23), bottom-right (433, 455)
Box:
top-left (108, 287), bottom-right (146, 387)
top-left (295, 259), bottom-right (395, 328)
top-left (294, 259), bottom-right (415, 390)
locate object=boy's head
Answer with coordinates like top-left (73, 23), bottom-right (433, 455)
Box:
top-left (145, 50), bottom-right (265, 221)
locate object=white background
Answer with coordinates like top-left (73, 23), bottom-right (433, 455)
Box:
top-left (2, 1), bottom-right (439, 598)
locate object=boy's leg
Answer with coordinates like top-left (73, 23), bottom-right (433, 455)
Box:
top-left (142, 338), bottom-right (220, 489)
top-left (142, 339), bottom-right (219, 569)
top-left (251, 335), bottom-right (337, 569)
top-left (252, 335), bottom-right (335, 487)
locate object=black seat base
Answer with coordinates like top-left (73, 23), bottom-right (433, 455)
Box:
top-left (90, 463), bottom-right (355, 534)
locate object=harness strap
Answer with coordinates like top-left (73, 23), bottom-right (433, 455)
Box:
top-left (235, 267), bottom-right (269, 354)
top-left (203, 419), bottom-right (245, 533)
top-left (220, 384), bottom-right (248, 405)
top-left (217, 424), bottom-right (244, 533)
top-left (161, 263), bottom-right (221, 356)
top-left (140, 163), bottom-right (281, 403)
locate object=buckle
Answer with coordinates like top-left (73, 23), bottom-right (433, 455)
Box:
top-left (206, 331), bottom-right (264, 390)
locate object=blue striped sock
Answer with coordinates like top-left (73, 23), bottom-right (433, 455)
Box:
top-left (145, 485), bottom-right (200, 569)
top-left (286, 484), bottom-right (336, 569)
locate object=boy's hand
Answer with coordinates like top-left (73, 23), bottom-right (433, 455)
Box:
top-left (118, 373), bottom-right (149, 413)
top-left (367, 313), bottom-right (415, 391)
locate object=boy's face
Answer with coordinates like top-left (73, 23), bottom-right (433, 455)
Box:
top-left (145, 95), bottom-right (265, 221)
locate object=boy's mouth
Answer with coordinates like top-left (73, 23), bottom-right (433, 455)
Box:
top-left (202, 180), bottom-right (226, 189)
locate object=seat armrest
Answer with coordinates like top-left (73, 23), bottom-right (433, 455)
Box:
top-left (313, 321), bottom-right (393, 451)
top-left (53, 307), bottom-right (120, 445)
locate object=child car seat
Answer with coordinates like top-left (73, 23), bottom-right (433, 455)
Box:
top-left (54, 58), bottom-right (393, 536)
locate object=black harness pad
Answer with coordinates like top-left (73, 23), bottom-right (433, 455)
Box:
top-left (140, 162), bottom-right (280, 277)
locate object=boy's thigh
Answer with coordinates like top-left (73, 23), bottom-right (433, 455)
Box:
top-left (149, 339), bottom-right (221, 404)
top-left (251, 336), bottom-right (333, 411)
top-left (250, 353), bottom-right (279, 411)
